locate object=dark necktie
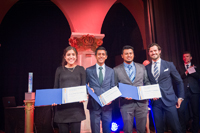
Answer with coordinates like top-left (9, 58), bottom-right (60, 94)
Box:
top-left (186, 64), bottom-right (189, 69)
top-left (154, 62), bottom-right (159, 82)
top-left (186, 64), bottom-right (189, 87)
top-left (99, 67), bottom-right (103, 85)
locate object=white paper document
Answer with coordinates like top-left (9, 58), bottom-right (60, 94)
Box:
top-left (187, 66), bottom-right (196, 74)
top-left (62, 85), bottom-right (87, 104)
top-left (119, 83), bottom-right (162, 100)
top-left (137, 84), bottom-right (162, 100)
top-left (98, 86), bottom-right (122, 106)
top-left (87, 85), bottom-right (122, 107)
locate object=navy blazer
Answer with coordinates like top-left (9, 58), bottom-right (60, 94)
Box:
top-left (177, 63), bottom-right (200, 94)
top-left (146, 59), bottom-right (184, 106)
top-left (86, 64), bottom-right (115, 110)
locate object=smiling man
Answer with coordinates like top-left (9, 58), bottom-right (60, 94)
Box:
top-left (145, 43), bottom-right (184, 133)
top-left (86, 46), bottom-right (115, 133)
top-left (177, 52), bottom-right (200, 133)
top-left (114, 45), bottom-right (150, 133)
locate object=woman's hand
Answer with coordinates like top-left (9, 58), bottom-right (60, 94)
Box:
top-left (52, 103), bottom-right (57, 106)
top-left (125, 97), bottom-right (132, 100)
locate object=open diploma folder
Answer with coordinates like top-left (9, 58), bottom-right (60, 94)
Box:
top-left (35, 85), bottom-right (87, 106)
top-left (86, 85), bottom-right (122, 107)
top-left (119, 83), bottom-right (162, 100)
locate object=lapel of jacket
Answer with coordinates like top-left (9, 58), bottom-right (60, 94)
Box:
top-left (133, 63), bottom-right (139, 84)
top-left (181, 63), bottom-right (186, 73)
top-left (147, 62), bottom-right (154, 80)
top-left (158, 59), bottom-right (164, 80)
top-left (102, 65), bottom-right (109, 85)
top-left (191, 62), bottom-right (196, 69)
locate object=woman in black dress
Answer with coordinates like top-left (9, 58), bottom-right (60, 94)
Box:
top-left (54, 46), bottom-right (86, 133)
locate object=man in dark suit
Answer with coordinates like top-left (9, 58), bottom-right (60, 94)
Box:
top-left (114, 45), bottom-right (150, 133)
top-left (86, 46), bottom-right (115, 133)
top-left (145, 43), bottom-right (184, 133)
top-left (177, 51), bottom-right (200, 133)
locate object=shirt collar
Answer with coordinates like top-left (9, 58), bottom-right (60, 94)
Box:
top-left (185, 62), bottom-right (191, 66)
top-left (96, 63), bottom-right (105, 70)
top-left (152, 58), bottom-right (161, 64)
top-left (123, 61), bottom-right (134, 68)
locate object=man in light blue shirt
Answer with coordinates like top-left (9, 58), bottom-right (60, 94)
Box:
top-left (114, 45), bottom-right (150, 133)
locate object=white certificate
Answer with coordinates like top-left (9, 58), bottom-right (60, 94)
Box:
top-left (138, 84), bottom-right (162, 100)
top-left (188, 66), bottom-right (196, 74)
top-left (62, 85), bottom-right (87, 104)
top-left (99, 86), bottom-right (122, 106)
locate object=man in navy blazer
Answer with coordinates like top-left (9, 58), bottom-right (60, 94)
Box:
top-left (177, 51), bottom-right (200, 133)
top-left (86, 46), bottom-right (115, 133)
top-left (145, 43), bottom-right (184, 133)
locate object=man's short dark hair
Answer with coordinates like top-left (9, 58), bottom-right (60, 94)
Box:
top-left (183, 51), bottom-right (192, 57)
top-left (95, 46), bottom-right (107, 55)
top-left (147, 43), bottom-right (161, 51)
top-left (122, 45), bottom-right (134, 54)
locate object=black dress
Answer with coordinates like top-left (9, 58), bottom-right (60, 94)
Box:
top-left (54, 65), bottom-right (86, 123)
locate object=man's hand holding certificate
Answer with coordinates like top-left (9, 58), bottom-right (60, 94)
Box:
top-left (119, 83), bottom-right (162, 100)
top-left (187, 66), bottom-right (196, 74)
top-left (86, 84), bottom-right (122, 107)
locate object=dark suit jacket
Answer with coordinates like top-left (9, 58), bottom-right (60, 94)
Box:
top-left (86, 64), bottom-right (115, 110)
top-left (146, 59), bottom-right (184, 106)
top-left (177, 63), bottom-right (200, 94)
top-left (114, 62), bottom-right (151, 107)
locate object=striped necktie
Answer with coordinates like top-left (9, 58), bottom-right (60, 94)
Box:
top-left (154, 62), bottom-right (159, 82)
top-left (128, 65), bottom-right (135, 82)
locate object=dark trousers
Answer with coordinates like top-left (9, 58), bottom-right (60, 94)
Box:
top-left (120, 103), bottom-right (148, 133)
top-left (89, 108), bottom-right (112, 133)
top-left (178, 88), bottom-right (200, 133)
top-left (152, 99), bottom-right (182, 133)
top-left (57, 122), bottom-right (81, 133)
